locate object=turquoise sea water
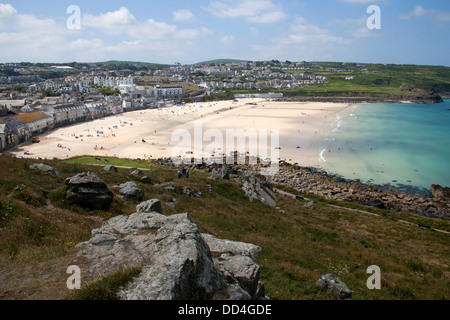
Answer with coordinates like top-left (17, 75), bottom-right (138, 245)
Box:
top-left (317, 99), bottom-right (450, 194)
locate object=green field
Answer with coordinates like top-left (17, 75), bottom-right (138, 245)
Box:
top-left (222, 63), bottom-right (450, 99)
top-left (282, 63), bottom-right (450, 97)
top-left (65, 156), bottom-right (155, 170)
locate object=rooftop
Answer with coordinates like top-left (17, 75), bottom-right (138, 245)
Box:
top-left (11, 111), bottom-right (52, 124)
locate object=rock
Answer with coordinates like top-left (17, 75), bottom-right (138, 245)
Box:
top-left (115, 181), bottom-right (144, 201)
top-left (214, 254), bottom-right (260, 299)
top-left (104, 165), bottom-right (118, 172)
top-left (136, 199), bottom-right (162, 214)
top-left (183, 186), bottom-right (202, 198)
top-left (75, 212), bottom-right (266, 300)
top-left (304, 200), bottom-right (314, 210)
top-left (241, 175), bottom-right (277, 208)
top-left (29, 163), bottom-right (58, 175)
top-left (201, 233), bottom-right (266, 300)
top-left (211, 165), bottom-right (230, 180)
top-left (166, 198), bottom-right (178, 209)
top-left (130, 169), bottom-right (143, 176)
top-left (140, 176), bottom-right (151, 184)
top-left (65, 172), bottom-right (113, 210)
top-left (315, 274), bottom-right (353, 300)
top-left (201, 233), bottom-right (262, 262)
top-left (154, 182), bottom-right (175, 191)
top-left (430, 184), bottom-right (450, 202)
top-left (165, 185), bottom-right (176, 192)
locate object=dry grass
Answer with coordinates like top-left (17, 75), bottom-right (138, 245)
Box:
top-left (0, 155), bottom-right (448, 300)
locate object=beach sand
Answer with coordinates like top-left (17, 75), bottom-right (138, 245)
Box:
top-left (9, 98), bottom-right (352, 168)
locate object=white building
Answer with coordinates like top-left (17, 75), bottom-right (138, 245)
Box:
top-left (155, 85), bottom-right (183, 99)
top-left (40, 104), bottom-right (88, 127)
top-left (118, 84), bottom-right (156, 99)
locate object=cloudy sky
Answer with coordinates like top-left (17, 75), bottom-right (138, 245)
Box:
top-left (1, 0), bottom-right (449, 66)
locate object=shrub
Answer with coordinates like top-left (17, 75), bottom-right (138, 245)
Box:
top-left (12, 184), bottom-right (33, 204)
top-left (68, 267), bottom-right (142, 300)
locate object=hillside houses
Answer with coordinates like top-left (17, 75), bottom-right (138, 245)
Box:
top-left (0, 99), bottom-right (130, 152)
top-left (40, 104), bottom-right (88, 127)
top-left (0, 123), bottom-right (19, 152)
top-left (10, 111), bottom-right (54, 138)
top-left (0, 59), bottom-right (350, 154)
top-left (2, 118), bottom-right (29, 143)
top-left (2, 110), bottom-right (55, 144)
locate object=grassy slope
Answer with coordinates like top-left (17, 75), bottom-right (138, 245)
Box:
top-left (0, 155), bottom-right (448, 300)
top-left (282, 64), bottom-right (450, 97)
top-left (227, 63), bottom-right (450, 98)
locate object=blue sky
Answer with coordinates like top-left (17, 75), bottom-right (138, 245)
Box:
top-left (0, 0), bottom-right (449, 66)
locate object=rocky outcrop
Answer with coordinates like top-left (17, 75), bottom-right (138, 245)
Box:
top-left (130, 169), bottom-right (143, 176)
top-left (104, 165), bottom-right (118, 173)
top-left (211, 165), bottom-right (230, 180)
top-left (29, 163), bottom-right (58, 176)
top-left (241, 175), bottom-right (277, 208)
top-left (316, 274), bottom-right (353, 300)
top-left (166, 198), bottom-right (178, 209)
top-left (75, 206), bottom-right (266, 300)
top-left (430, 184), bottom-right (450, 202)
top-left (114, 181), bottom-right (144, 201)
top-left (151, 157), bottom-right (449, 220)
top-left (265, 164), bottom-right (449, 220)
top-left (65, 172), bottom-right (113, 210)
top-left (140, 176), bottom-right (151, 184)
top-left (136, 199), bottom-right (162, 214)
top-left (412, 94), bottom-right (443, 104)
top-left (183, 186), bottom-right (202, 198)
top-left (280, 95), bottom-right (443, 104)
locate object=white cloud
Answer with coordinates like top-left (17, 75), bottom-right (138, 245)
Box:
top-left (220, 35), bottom-right (235, 44)
top-left (400, 5), bottom-right (450, 22)
top-left (0, 4), bottom-right (212, 63)
top-left (278, 17), bottom-right (349, 46)
top-left (247, 11), bottom-right (286, 24)
top-left (251, 16), bottom-right (351, 61)
top-left (83, 7), bottom-right (137, 34)
top-left (174, 27), bottom-right (213, 39)
top-left (204, 0), bottom-right (286, 24)
top-left (330, 16), bottom-right (379, 38)
top-left (339, 0), bottom-right (383, 3)
top-left (82, 7), bottom-right (210, 40)
top-left (250, 27), bottom-right (259, 35)
top-left (0, 3), bottom-right (16, 17)
top-left (173, 9), bottom-right (195, 22)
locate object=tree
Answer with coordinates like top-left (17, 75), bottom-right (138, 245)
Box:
top-left (98, 87), bottom-right (119, 96)
top-left (41, 88), bottom-right (60, 97)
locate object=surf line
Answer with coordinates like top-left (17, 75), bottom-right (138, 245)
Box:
top-left (319, 149), bottom-right (327, 162)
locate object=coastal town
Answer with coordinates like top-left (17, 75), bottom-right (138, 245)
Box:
top-left (1, 0), bottom-right (450, 304)
top-left (0, 60), bottom-right (338, 153)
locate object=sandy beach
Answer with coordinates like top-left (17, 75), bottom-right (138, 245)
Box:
top-left (9, 98), bottom-right (352, 168)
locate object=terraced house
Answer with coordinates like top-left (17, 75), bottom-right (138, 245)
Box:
top-left (40, 104), bottom-right (88, 127)
top-left (0, 123), bottom-right (19, 152)
top-left (10, 111), bottom-right (54, 137)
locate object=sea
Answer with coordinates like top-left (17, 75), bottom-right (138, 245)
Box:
top-left (316, 99), bottom-right (450, 195)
